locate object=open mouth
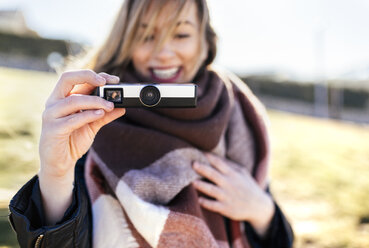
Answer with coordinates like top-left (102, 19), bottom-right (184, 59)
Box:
top-left (150, 67), bottom-right (182, 82)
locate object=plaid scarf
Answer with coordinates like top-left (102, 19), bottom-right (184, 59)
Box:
top-left (85, 67), bottom-right (271, 247)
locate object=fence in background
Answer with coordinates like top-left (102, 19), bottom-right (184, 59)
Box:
top-left (242, 76), bottom-right (369, 124)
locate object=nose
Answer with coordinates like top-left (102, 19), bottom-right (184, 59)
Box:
top-left (155, 41), bottom-right (175, 62)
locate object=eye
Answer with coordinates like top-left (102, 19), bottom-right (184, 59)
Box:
top-left (144, 35), bottom-right (154, 42)
top-left (175, 33), bottom-right (190, 39)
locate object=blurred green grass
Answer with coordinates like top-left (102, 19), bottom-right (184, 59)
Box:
top-left (0, 67), bottom-right (56, 190)
top-left (268, 111), bottom-right (369, 247)
top-left (0, 66), bottom-right (368, 247)
top-left (0, 208), bottom-right (18, 248)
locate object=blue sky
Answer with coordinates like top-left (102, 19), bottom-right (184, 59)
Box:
top-left (1, 0), bottom-right (369, 80)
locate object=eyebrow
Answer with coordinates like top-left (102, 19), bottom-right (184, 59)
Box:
top-left (177, 20), bottom-right (196, 27)
top-left (140, 20), bottom-right (196, 28)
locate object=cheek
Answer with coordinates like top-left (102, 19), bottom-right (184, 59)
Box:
top-left (178, 39), bottom-right (201, 67)
top-left (176, 38), bottom-right (203, 81)
top-left (132, 45), bottom-right (152, 72)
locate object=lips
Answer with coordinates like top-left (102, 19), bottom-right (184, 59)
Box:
top-left (150, 67), bottom-right (182, 83)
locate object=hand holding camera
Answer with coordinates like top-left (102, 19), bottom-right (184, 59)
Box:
top-left (38, 69), bottom-right (126, 224)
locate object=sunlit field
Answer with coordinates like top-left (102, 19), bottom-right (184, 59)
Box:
top-left (0, 67), bottom-right (368, 247)
top-left (269, 111), bottom-right (369, 247)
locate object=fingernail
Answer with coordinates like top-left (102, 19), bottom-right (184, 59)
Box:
top-left (105, 101), bottom-right (114, 109)
top-left (96, 75), bottom-right (106, 83)
top-left (94, 109), bottom-right (104, 115)
top-left (110, 75), bottom-right (120, 81)
top-left (193, 162), bottom-right (199, 168)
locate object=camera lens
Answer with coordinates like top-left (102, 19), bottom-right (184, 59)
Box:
top-left (139, 85), bottom-right (161, 107)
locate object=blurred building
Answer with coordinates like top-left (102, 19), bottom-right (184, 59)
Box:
top-left (0, 9), bottom-right (81, 72)
top-left (0, 9), bottom-right (38, 37)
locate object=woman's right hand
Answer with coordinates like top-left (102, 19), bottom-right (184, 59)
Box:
top-left (38, 69), bottom-right (125, 225)
top-left (39, 69), bottom-right (125, 178)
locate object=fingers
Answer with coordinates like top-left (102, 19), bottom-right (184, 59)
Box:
top-left (56, 109), bottom-right (107, 134)
top-left (198, 197), bottom-right (224, 214)
top-left (50, 70), bottom-right (107, 102)
top-left (41, 69), bottom-right (126, 137)
top-left (192, 162), bottom-right (225, 186)
top-left (69, 72), bottom-right (120, 96)
top-left (192, 180), bottom-right (225, 200)
top-left (204, 153), bottom-right (232, 175)
top-left (45, 94), bottom-right (115, 119)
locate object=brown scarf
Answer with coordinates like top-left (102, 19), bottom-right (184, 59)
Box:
top-left (84, 66), bottom-right (271, 248)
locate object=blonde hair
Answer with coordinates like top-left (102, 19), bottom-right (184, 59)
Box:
top-left (66, 0), bottom-right (217, 78)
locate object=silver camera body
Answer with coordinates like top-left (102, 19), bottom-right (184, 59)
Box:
top-left (94, 83), bottom-right (197, 108)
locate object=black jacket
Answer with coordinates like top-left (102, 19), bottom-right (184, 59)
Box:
top-left (9, 154), bottom-right (294, 248)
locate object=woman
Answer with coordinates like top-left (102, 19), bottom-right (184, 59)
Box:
top-left (9, 0), bottom-right (293, 247)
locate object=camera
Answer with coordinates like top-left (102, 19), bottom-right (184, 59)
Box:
top-left (94, 83), bottom-right (197, 108)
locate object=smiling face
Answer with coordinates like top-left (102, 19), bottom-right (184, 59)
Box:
top-left (131, 1), bottom-right (207, 83)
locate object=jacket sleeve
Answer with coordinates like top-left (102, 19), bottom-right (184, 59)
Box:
top-left (243, 190), bottom-right (294, 248)
top-left (8, 154), bottom-right (92, 248)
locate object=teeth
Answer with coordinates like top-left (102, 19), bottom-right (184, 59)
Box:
top-left (153, 67), bottom-right (179, 79)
